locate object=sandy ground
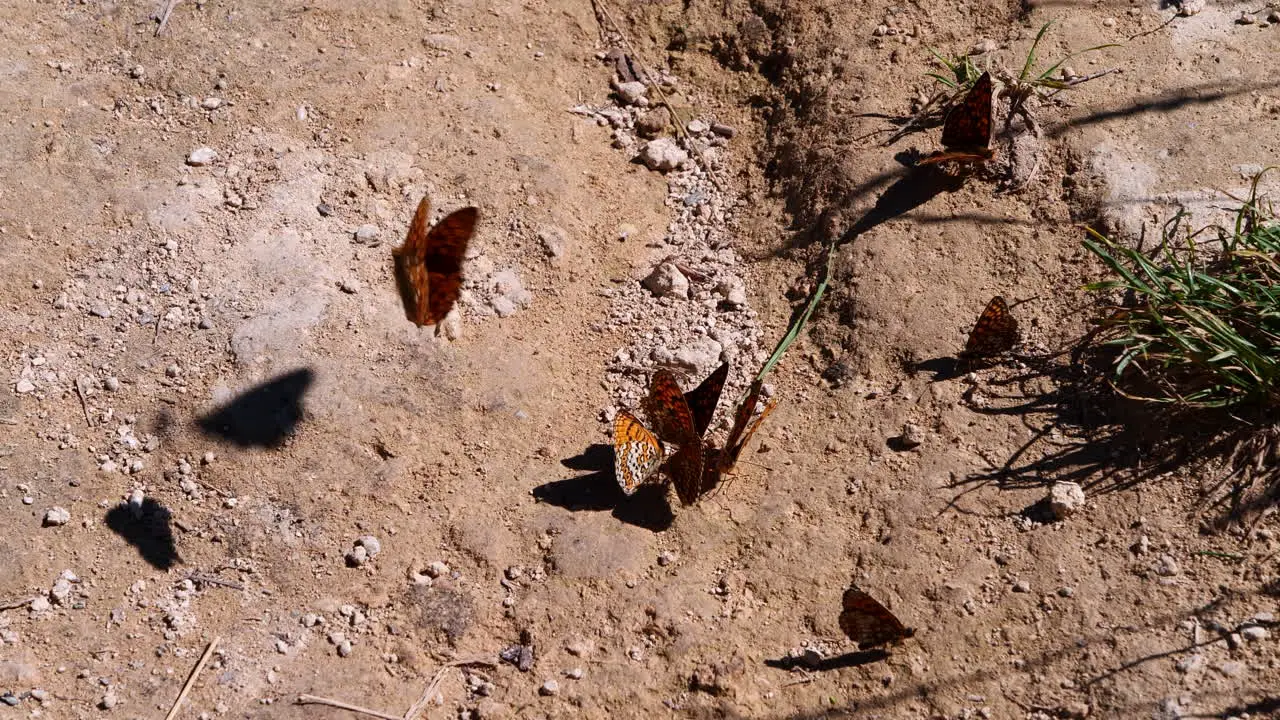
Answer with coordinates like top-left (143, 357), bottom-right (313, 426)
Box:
top-left (1, 0), bottom-right (1279, 718)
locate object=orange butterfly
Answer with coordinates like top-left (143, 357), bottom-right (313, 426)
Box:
top-left (838, 585), bottom-right (916, 650)
top-left (700, 380), bottom-right (777, 498)
top-left (613, 410), bottom-right (665, 494)
top-left (962, 295), bottom-right (1019, 358)
top-left (641, 369), bottom-right (705, 505)
top-left (917, 72), bottom-right (994, 166)
top-left (392, 195), bottom-right (478, 327)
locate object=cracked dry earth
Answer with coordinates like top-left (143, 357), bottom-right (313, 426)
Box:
top-left (2, 0), bottom-right (1280, 719)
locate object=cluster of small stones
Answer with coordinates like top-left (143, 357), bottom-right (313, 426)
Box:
top-left (571, 52), bottom-right (767, 427)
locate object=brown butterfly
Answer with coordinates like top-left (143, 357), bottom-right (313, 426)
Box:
top-left (962, 295), bottom-right (1019, 358)
top-left (392, 195), bottom-right (479, 327)
top-left (700, 380), bottom-right (777, 497)
top-left (917, 71), bottom-right (994, 166)
top-left (838, 585), bottom-right (916, 650)
top-left (641, 369), bottom-right (705, 505)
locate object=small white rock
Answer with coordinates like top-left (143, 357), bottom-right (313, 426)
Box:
top-left (1241, 625), bottom-right (1269, 642)
top-left (637, 137), bottom-right (689, 172)
top-left (1048, 481), bottom-right (1086, 520)
top-left (15, 379), bottom-right (35, 394)
top-left (426, 560), bottom-right (450, 578)
top-left (356, 535), bottom-right (381, 557)
top-left (539, 679), bottom-right (560, 696)
top-left (187, 147), bottom-right (218, 166)
top-left (43, 507), bottom-right (71, 527)
top-left (642, 262), bottom-right (690, 299)
top-left (1156, 554), bottom-right (1179, 577)
top-left (613, 81), bottom-right (648, 105)
top-left (354, 224), bottom-right (381, 245)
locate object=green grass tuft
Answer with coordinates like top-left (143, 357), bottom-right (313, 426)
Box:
top-left (1081, 169), bottom-right (1280, 409)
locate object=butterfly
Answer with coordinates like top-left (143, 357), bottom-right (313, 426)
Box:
top-left (392, 195), bottom-right (479, 327)
top-left (838, 585), bottom-right (916, 650)
top-left (917, 71), bottom-right (995, 166)
top-left (700, 380), bottom-right (777, 497)
top-left (613, 410), bottom-right (665, 494)
top-left (641, 369), bottom-right (706, 506)
top-left (962, 295), bottom-right (1019, 358)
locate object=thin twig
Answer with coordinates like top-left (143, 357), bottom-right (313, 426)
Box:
top-left (589, 0), bottom-right (726, 193)
top-left (164, 636), bottom-right (219, 720)
top-left (75, 380), bottom-right (93, 428)
top-left (404, 658), bottom-right (496, 720)
top-left (0, 597), bottom-right (35, 612)
top-left (1127, 13), bottom-right (1178, 41)
top-left (187, 573), bottom-right (245, 591)
top-left (296, 695), bottom-right (401, 720)
top-left (155, 0), bottom-right (180, 37)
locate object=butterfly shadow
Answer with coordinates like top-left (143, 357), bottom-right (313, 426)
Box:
top-left (763, 649), bottom-right (890, 673)
top-left (196, 367), bottom-right (315, 448)
top-left (531, 443), bottom-right (675, 532)
top-left (105, 497), bottom-right (181, 570)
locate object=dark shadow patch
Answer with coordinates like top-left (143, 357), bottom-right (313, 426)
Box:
top-left (914, 356), bottom-right (966, 382)
top-left (105, 498), bottom-right (180, 570)
top-left (533, 444), bottom-right (675, 532)
top-left (197, 368), bottom-right (314, 448)
top-left (764, 649), bottom-right (890, 672)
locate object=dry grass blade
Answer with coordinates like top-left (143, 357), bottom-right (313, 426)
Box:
top-left (164, 636), bottom-right (219, 720)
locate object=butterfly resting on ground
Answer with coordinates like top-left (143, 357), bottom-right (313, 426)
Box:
top-left (961, 295), bottom-right (1019, 358)
top-left (641, 369), bottom-right (705, 505)
top-left (917, 71), bottom-right (995, 167)
top-left (392, 195), bottom-right (479, 327)
top-left (838, 585), bottom-right (916, 650)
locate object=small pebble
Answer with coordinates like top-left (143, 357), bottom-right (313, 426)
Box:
top-left (426, 560), bottom-right (450, 578)
top-left (202, 451), bottom-right (216, 465)
top-left (898, 423), bottom-right (924, 449)
top-left (565, 668), bottom-right (584, 680)
top-left (613, 80), bottom-right (648, 105)
top-left (1057, 586), bottom-right (1075, 598)
top-left (339, 278), bottom-right (362, 294)
top-left (637, 137), bottom-right (688, 172)
top-left (200, 97), bottom-right (223, 110)
top-left (539, 679), bottom-right (559, 696)
top-left (104, 376), bottom-right (120, 391)
top-left (186, 147), bottom-right (218, 166)
top-left (99, 690), bottom-right (118, 709)
top-left (1048, 481), bottom-right (1086, 520)
top-left (1156, 554), bottom-right (1179, 577)
top-left (89, 304), bottom-right (111, 318)
top-left (0, 693), bottom-right (17, 707)
top-left (353, 224), bottom-right (381, 245)
top-left (1102, 17), bottom-right (1117, 27)
top-left (686, 119), bottom-right (709, 134)
top-left (1241, 625), bottom-right (1269, 642)
top-left (43, 507), bottom-right (71, 527)
top-left (15, 379), bottom-right (35, 394)
top-left (356, 535), bottom-right (381, 557)
top-left (710, 123), bottom-right (736, 138)
top-left (1012, 580), bottom-right (1031, 593)
top-left (337, 639), bottom-right (353, 657)
top-left (657, 551), bottom-right (676, 566)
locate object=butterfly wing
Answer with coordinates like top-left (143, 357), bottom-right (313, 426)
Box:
top-left (613, 411), bottom-right (664, 494)
top-left (718, 382), bottom-right (777, 473)
top-left (915, 150), bottom-right (993, 167)
top-left (643, 370), bottom-right (700, 444)
top-left (940, 71), bottom-right (993, 152)
top-left (963, 295), bottom-right (1019, 357)
top-left (642, 369), bottom-right (705, 505)
top-left (684, 362), bottom-right (729, 438)
top-left (392, 196), bottom-right (434, 326)
top-left (392, 198), bottom-right (478, 327)
top-left (838, 586), bottom-right (916, 649)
